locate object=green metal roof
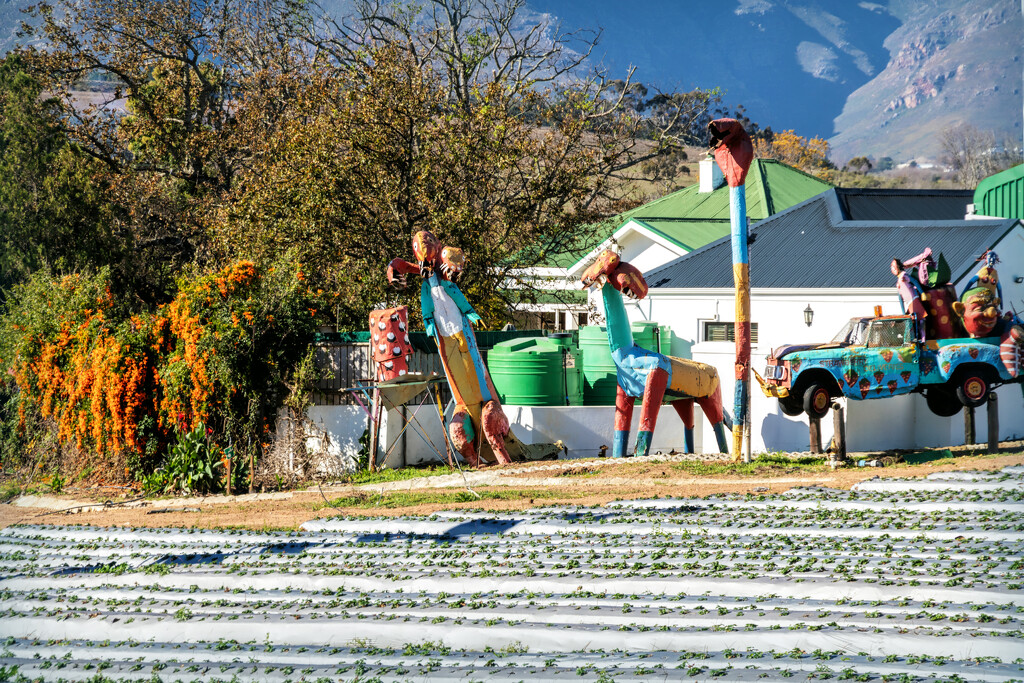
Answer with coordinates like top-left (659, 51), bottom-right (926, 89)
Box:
top-left (630, 218), bottom-right (731, 252)
top-left (544, 159), bottom-right (832, 269)
top-left (974, 163), bottom-right (1023, 219)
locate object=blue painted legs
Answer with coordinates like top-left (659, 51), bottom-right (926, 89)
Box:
top-left (671, 399), bottom-right (695, 454)
top-left (712, 422), bottom-right (730, 454)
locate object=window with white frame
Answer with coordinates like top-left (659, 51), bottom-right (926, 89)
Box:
top-left (702, 321), bottom-right (758, 343)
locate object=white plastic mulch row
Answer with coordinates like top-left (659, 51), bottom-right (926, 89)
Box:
top-left (0, 466), bottom-right (1021, 682)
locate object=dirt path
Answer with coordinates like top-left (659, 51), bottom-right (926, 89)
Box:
top-left (4, 445), bottom-right (1021, 530)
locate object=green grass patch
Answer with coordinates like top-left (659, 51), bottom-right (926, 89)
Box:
top-left (340, 464), bottom-right (459, 486)
top-left (670, 453), bottom-right (828, 477)
top-left (319, 488), bottom-right (581, 510)
top-left (900, 449), bottom-right (955, 465)
top-left (0, 481), bottom-right (22, 503)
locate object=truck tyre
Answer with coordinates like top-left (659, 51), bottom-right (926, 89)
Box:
top-left (802, 381), bottom-right (834, 420)
top-left (779, 395), bottom-right (803, 416)
top-left (925, 386), bottom-right (961, 417)
top-left (954, 368), bottom-right (990, 408)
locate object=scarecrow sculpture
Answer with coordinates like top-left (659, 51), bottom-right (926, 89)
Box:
top-left (891, 247), bottom-right (960, 340)
top-left (387, 230), bottom-right (557, 466)
top-left (953, 251), bottom-right (1024, 376)
top-left (581, 250), bottom-right (729, 457)
top-left (708, 118), bottom-right (754, 460)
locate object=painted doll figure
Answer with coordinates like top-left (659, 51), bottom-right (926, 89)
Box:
top-left (386, 231), bottom-right (528, 466)
top-left (581, 250), bottom-right (730, 458)
top-left (891, 248), bottom-right (960, 340)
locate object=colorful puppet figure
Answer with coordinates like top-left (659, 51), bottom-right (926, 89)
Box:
top-left (387, 231), bottom-right (553, 466)
top-left (581, 250), bottom-right (730, 458)
top-left (370, 306), bottom-right (414, 382)
top-left (708, 118), bottom-right (753, 459)
top-left (954, 253), bottom-right (1021, 337)
top-left (891, 248), bottom-right (960, 340)
top-left (963, 251), bottom-right (1002, 305)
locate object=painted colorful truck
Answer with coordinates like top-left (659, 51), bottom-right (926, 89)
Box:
top-left (759, 314), bottom-right (1023, 419)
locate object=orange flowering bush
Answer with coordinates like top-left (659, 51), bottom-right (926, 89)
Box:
top-left (1, 261), bottom-right (329, 484)
top-left (154, 260), bottom-right (329, 473)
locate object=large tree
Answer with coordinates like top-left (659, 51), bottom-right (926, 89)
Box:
top-left (0, 54), bottom-right (117, 293)
top-left (15, 0), bottom-right (725, 324)
top-left (940, 123), bottom-right (1022, 189)
top-left (17, 0), bottom-right (308, 303)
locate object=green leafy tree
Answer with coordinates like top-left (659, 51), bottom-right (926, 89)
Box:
top-left (846, 156), bottom-right (873, 173)
top-left (0, 54), bottom-right (118, 293)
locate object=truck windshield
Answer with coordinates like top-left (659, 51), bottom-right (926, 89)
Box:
top-left (831, 318), bottom-right (869, 345)
top-left (867, 319), bottom-right (909, 347)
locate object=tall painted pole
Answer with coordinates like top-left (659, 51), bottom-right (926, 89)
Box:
top-left (708, 119), bottom-right (754, 462)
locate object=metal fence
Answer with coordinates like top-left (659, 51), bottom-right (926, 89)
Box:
top-left (310, 329), bottom-right (559, 406)
top-left (312, 342), bottom-right (452, 406)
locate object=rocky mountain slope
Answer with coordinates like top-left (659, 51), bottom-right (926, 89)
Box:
top-left (829, 0), bottom-right (1023, 164)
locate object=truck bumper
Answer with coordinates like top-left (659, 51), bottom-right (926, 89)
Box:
top-left (753, 369), bottom-right (790, 399)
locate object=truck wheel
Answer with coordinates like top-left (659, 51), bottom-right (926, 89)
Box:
top-left (925, 386), bottom-right (961, 417)
top-left (802, 381), bottom-right (834, 420)
top-left (954, 370), bottom-right (990, 408)
top-left (779, 395), bottom-right (803, 416)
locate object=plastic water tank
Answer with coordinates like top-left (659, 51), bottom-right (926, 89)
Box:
top-left (487, 337), bottom-right (583, 406)
top-left (578, 323), bottom-right (666, 405)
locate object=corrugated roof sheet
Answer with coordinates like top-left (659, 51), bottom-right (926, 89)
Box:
top-left (974, 163), bottom-right (1024, 219)
top-left (645, 189), bottom-right (1020, 290)
top-left (632, 219), bottom-right (731, 251)
top-left (837, 188), bottom-right (973, 221)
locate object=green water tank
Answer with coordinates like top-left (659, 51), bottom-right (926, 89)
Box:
top-left (486, 337), bottom-right (583, 406)
top-left (578, 322), bottom-right (667, 405)
top-left (579, 326), bottom-right (618, 405)
top-left (630, 321), bottom-right (662, 353)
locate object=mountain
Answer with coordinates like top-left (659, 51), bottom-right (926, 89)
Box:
top-left (2, 0), bottom-right (1019, 165)
top-left (532, 0), bottom-right (899, 140)
top-left (533, 0), bottom-right (1021, 165)
top-left (829, 0), bottom-right (1023, 164)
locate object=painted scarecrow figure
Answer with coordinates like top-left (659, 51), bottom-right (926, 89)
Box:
top-left (387, 230), bottom-right (558, 466)
top-left (581, 250), bottom-right (730, 458)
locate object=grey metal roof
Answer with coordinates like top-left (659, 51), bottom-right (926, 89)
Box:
top-left (645, 188), bottom-right (1020, 290)
top-left (837, 188), bottom-right (973, 221)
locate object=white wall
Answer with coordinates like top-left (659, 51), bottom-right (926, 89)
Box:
top-left (995, 226), bottom-right (1024, 316)
top-left (506, 404), bottom-right (706, 457)
top-left (307, 400), bottom-right (451, 468)
top-left (616, 229), bottom-right (685, 276)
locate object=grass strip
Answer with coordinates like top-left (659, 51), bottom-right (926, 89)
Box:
top-left (319, 488), bottom-right (587, 510)
top-left (340, 465), bottom-right (459, 486)
top-left (670, 454), bottom-right (828, 477)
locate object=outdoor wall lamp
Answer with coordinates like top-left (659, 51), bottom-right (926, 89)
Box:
top-left (1015, 276), bottom-right (1023, 284)
top-left (804, 304), bottom-right (814, 327)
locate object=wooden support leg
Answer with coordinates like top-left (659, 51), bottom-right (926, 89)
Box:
top-left (696, 384), bottom-right (730, 455)
top-left (987, 392), bottom-right (999, 452)
top-left (636, 368), bottom-right (669, 457)
top-left (831, 401), bottom-right (846, 462)
top-left (964, 405), bottom-right (976, 446)
top-left (809, 416), bottom-right (822, 454)
top-left (369, 387), bottom-right (382, 472)
top-left (613, 386), bottom-right (635, 459)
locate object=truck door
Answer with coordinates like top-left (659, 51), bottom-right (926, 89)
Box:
top-left (862, 318), bottom-right (920, 398)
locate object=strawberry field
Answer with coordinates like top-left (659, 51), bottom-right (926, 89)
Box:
top-left (0, 466), bottom-right (1021, 682)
